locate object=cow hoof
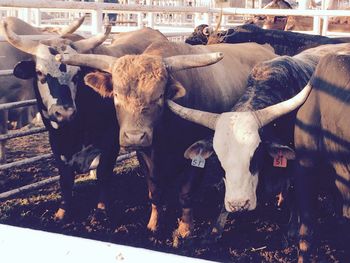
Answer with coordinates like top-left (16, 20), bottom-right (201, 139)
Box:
top-left (89, 208), bottom-right (109, 228)
top-left (199, 227), bottom-right (222, 245)
top-left (147, 204), bottom-right (160, 233)
top-left (54, 208), bottom-right (66, 221)
top-left (97, 202), bottom-right (106, 210)
top-left (297, 254), bottom-right (311, 263)
top-left (147, 221), bottom-right (159, 233)
top-left (173, 219), bottom-right (193, 247)
top-left (172, 231), bottom-right (194, 248)
top-left (287, 228), bottom-right (298, 239)
top-left (172, 228), bottom-right (195, 248)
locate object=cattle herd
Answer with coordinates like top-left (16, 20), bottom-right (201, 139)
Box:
top-left (0, 10), bottom-right (350, 263)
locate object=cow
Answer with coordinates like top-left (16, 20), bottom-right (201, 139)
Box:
top-left (55, 41), bottom-right (277, 242)
top-left (186, 23), bottom-right (350, 56)
top-left (246, 0), bottom-right (292, 31)
top-left (1, 16), bottom-right (168, 221)
top-left (246, 0), bottom-right (350, 33)
top-left (0, 16), bottom-right (86, 130)
top-left (166, 43), bottom-right (350, 240)
top-left (0, 16), bottom-right (87, 163)
top-left (293, 49), bottom-right (350, 262)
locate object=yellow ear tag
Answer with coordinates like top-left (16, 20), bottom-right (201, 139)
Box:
top-left (273, 150), bottom-right (287, 168)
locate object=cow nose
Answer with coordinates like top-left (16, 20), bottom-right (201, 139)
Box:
top-left (50, 105), bottom-right (76, 123)
top-left (227, 200), bottom-right (250, 212)
top-left (123, 131), bottom-right (148, 146)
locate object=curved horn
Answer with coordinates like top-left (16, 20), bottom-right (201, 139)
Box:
top-left (164, 52), bottom-right (224, 72)
top-left (59, 15), bottom-right (85, 36)
top-left (0, 21), bottom-right (38, 55)
top-left (167, 100), bottom-right (219, 130)
top-left (253, 83), bottom-right (312, 128)
top-left (55, 53), bottom-right (116, 73)
top-left (72, 24), bottom-right (111, 53)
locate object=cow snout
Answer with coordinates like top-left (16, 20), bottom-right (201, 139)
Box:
top-left (225, 200), bottom-right (251, 213)
top-left (49, 105), bottom-right (76, 123)
top-left (121, 130), bottom-right (151, 147)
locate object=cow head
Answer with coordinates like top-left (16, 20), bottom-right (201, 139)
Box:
top-left (56, 51), bottom-right (223, 148)
top-left (185, 24), bottom-right (211, 45)
top-left (167, 84), bottom-right (312, 212)
top-left (1, 17), bottom-right (111, 129)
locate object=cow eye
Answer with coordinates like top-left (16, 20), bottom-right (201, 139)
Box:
top-left (249, 143), bottom-right (264, 174)
top-left (157, 94), bottom-right (164, 102)
top-left (141, 107), bottom-right (150, 114)
top-left (36, 70), bottom-right (43, 76)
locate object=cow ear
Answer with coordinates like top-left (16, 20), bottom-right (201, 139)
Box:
top-left (267, 142), bottom-right (296, 160)
top-left (167, 76), bottom-right (186, 100)
top-left (84, 71), bottom-right (113, 98)
top-left (13, 60), bottom-right (36, 79)
top-left (184, 139), bottom-right (213, 160)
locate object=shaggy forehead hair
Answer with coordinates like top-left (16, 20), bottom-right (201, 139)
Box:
top-left (113, 54), bottom-right (168, 93)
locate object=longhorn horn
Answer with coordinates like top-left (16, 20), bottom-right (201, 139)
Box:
top-left (59, 15), bottom-right (85, 36)
top-left (72, 24), bottom-right (112, 53)
top-left (163, 52), bottom-right (223, 72)
top-left (253, 83), bottom-right (312, 128)
top-left (167, 100), bottom-right (219, 130)
top-left (0, 21), bottom-right (38, 55)
top-left (55, 53), bottom-right (116, 73)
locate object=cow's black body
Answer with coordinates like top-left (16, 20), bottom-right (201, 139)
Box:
top-left (34, 67), bottom-right (119, 212)
top-left (186, 24), bottom-right (349, 56)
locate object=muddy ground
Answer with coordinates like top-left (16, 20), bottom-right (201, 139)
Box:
top-left (0, 129), bottom-right (349, 263)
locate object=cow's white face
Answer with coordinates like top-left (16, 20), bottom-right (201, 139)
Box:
top-left (213, 112), bottom-right (261, 212)
top-left (34, 43), bottom-right (80, 128)
top-left (14, 41), bottom-right (81, 129)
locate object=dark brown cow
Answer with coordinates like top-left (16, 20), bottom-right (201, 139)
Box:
top-left (294, 48), bottom-right (350, 262)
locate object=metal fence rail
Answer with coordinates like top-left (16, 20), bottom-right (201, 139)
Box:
top-left (0, 151), bottom-right (136, 199)
top-left (2, 0), bottom-right (350, 36)
top-left (0, 126), bottom-right (46, 141)
top-left (0, 99), bottom-right (37, 111)
top-left (0, 153), bottom-right (53, 172)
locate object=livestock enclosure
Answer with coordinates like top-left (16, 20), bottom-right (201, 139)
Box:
top-left (1, 0), bottom-right (350, 262)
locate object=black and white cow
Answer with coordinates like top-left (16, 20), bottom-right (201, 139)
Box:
top-left (1, 17), bottom-right (168, 220)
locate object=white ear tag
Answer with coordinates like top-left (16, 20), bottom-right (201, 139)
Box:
top-left (191, 150), bottom-right (206, 168)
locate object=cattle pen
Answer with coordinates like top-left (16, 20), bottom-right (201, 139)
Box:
top-left (1, 1), bottom-right (350, 263)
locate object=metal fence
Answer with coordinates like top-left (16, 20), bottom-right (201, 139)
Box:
top-left (3, 0), bottom-right (350, 35)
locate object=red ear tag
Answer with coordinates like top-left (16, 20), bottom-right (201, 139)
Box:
top-left (273, 150), bottom-right (287, 168)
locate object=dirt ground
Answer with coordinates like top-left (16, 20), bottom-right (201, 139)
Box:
top-left (0, 130), bottom-right (349, 263)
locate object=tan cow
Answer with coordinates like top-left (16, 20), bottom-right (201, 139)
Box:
top-left (56, 41), bottom-right (277, 242)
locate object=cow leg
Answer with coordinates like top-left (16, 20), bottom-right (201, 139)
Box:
top-left (210, 205), bottom-right (229, 240)
top-left (332, 166), bottom-right (350, 219)
top-left (173, 165), bottom-right (205, 245)
top-left (295, 162), bottom-right (318, 263)
top-left (95, 149), bottom-right (118, 211)
top-left (54, 162), bottom-right (75, 221)
top-left (138, 149), bottom-right (162, 232)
